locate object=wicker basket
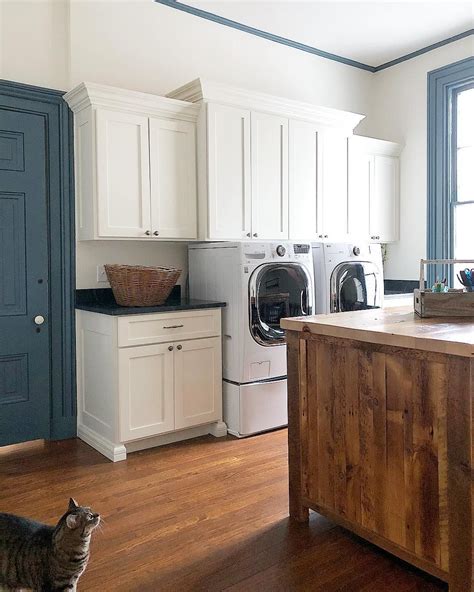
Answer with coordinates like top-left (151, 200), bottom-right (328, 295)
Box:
top-left (104, 264), bottom-right (181, 307)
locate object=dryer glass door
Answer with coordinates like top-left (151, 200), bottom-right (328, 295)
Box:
top-left (249, 263), bottom-right (313, 346)
top-left (331, 261), bottom-right (381, 312)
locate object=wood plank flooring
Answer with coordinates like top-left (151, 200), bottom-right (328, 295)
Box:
top-left (0, 430), bottom-right (447, 591)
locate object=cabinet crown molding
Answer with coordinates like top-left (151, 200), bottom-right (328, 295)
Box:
top-left (350, 134), bottom-right (404, 156)
top-left (167, 78), bottom-right (365, 132)
top-left (64, 82), bottom-right (200, 122)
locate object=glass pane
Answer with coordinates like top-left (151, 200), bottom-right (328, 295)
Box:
top-left (457, 145), bottom-right (474, 202)
top-left (330, 262), bottom-right (380, 312)
top-left (250, 264), bottom-right (311, 345)
top-left (457, 87), bottom-right (474, 149)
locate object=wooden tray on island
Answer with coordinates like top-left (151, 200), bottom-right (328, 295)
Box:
top-left (414, 258), bottom-right (474, 318)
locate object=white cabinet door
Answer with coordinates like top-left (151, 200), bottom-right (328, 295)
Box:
top-left (149, 118), bottom-right (197, 239)
top-left (119, 344), bottom-right (174, 441)
top-left (174, 337), bottom-right (221, 430)
top-left (207, 103), bottom-right (251, 240)
top-left (348, 139), bottom-right (371, 240)
top-left (289, 120), bottom-right (321, 240)
top-left (251, 112), bottom-right (289, 239)
top-left (370, 155), bottom-right (399, 242)
top-left (320, 131), bottom-right (349, 241)
top-left (96, 109), bottom-right (151, 238)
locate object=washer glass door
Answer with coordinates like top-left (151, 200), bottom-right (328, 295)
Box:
top-left (330, 261), bottom-right (381, 312)
top-left (249, 263), bottom-right (313, 346)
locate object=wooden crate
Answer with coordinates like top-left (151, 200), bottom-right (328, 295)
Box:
top-left (414, 258), bottom-right (474, 318)
top-left (414, 289), bottom-right (474, 317)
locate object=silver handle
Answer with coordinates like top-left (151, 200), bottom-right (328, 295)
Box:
top-left (34, 315), bottom-right (45, 325)
top-left (253, 233), bottom-right (258, 238)
top-left (145, 230), bottom-right (151, 236)
top-left (177, 344), bottom-right (182, 350)
top-left (163, 324), bottom-right (184, 329)
top-left (153, 231), bottom-right (159, 236)
top-left (168, 345), bottom-right (174, 351)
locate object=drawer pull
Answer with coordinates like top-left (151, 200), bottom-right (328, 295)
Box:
top-left (163, 324), bottom-right (184, 329)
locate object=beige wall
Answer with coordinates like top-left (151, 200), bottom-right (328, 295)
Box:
top-left (358, 36), bottom-right (473, 280)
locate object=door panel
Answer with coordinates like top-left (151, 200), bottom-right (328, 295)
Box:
top-left (207, 103), bottom-right (251, 239)
top-left (174, 337), bottom-right (221, 430)
top-left (320, 131), bottom-right (349, 241)
top-left (371, 155), bottom-right (399, 242)
top-left (96, 109), bottom-right (151, 238)
top-left (149, 118), bottom-right (197, 239)
top-left (289, 120), bottom-right (321, 240)
top-left (251, 112), bottom-right (289, 239)
top-left (0, 108), bottom-right (50, 445)
top-left (348, 139), bottom-right (372, 240)
top-left (119, 344), bottom-right (174, 441)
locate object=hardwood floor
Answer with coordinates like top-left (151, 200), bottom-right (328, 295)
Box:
top-left (0, 430), bottom-right (447, 591)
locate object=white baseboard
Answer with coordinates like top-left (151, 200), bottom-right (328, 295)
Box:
top-left (77, 424), bottom-right (127, 462)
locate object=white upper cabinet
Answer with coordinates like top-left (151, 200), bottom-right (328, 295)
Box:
top-left (289, 120), bottom-right (320, 240)
top-left (319, 131), bottom-right (349, 241)
top-left (251, 112), bottom-right (288, 240)
top-left (149, 118), bottom-right (197, 239)
top-left (65, 82), bottom-right (199, 241)
top-left (207, 103), bottom-right (251, 240)
top-left (167, 78), bottom-right (365, 242)
top-left (96, 109), bottom-right (151, 238)
top-left (348, 136), bottom-right (402, 243)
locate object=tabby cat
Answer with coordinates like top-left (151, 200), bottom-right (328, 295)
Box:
top-left (0, 498), bottom-right (100, 591)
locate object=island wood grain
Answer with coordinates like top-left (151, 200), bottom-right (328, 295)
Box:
top-left (286, 326), bottom-right (473, 592)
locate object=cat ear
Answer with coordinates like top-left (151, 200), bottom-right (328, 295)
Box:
top-left (66, 514), bottom-right (79, 529)
top-left (68, 498), bottom-right (78, 511)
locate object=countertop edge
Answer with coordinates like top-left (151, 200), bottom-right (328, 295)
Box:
top-left (76, 301), bottom-right (226, 316)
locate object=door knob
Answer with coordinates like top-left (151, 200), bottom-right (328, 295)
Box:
top-left (34, 315), bottom-right (45, 325)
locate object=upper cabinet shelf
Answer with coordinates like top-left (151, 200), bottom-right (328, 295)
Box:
top-left (167, 78), bottom-right (366, 242)
top-left (64, 83), bottom-right (199, 241)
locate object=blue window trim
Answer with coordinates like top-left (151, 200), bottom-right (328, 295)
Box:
top-left (427, 57), bottom-right (474, 285)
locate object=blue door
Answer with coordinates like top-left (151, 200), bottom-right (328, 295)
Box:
top-left (0, 107), bottom-right (50, 444)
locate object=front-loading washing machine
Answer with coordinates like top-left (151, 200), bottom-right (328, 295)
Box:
top-left (313, 242), bottom-right (384, 313)
top-left (189, 242), bottom-right (314, 437)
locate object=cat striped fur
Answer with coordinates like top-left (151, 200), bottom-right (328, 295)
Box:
top-left (0, 498), bottom-right (99, 592)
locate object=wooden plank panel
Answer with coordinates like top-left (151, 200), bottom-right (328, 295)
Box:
top-left (344, 347), bottom-right (361, 523)
top-left (333, 344), bottom-right (347, 518)
top-left (359, 349), bottom-right (376, 531)
top-left (437, 371), bottom-right (449, 573)
top-left (404, 359), bottom-right (416, 553)
top-left (316, 341), bottom-right (335, 510)
top-left (385, 354), bottom-right (409, 548)
top-left (287, 331), bottom-right (309, 522)
top-left (372, 351), bottom-right (387, 537)
top-left (446, 356), bottom-right (473, 592)
top-left (306, 339), bottom-right (319, 503)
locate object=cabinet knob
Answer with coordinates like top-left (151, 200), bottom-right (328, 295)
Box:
top-left (177, 344), bottom-right (182, 350)
top-left (168, 345), bottom-right (174, 351)
top-left (145, 230), bottom-right (151, 236)
top-left (153, 231), bottom-right (159, 236)
top-left (246, 232), bottom-right (251, 237)
top-left (253, 233), bottom-right (258, 238)
top-left (318, 234), bottom-right (323, 239)
top-left (324, 235), bottom-right (328, 238)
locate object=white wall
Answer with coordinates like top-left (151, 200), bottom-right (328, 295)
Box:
top-left (1, 0), bottom-right (374, 289)
top-left (358, 36), bottom-right (474, 280)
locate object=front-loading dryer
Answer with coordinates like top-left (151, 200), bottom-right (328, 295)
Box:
top-left (189, 242), bottom-right (314, 437)
top-left (313, 242), bottom-right (384, 314)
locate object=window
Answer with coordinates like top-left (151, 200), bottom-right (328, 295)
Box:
top-left (427, 58), bottom-right (474, 285)
top-left (453, 86), bottom-right (474, 260)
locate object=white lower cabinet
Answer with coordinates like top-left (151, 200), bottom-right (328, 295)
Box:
top-left (76, 308), bottom-right (225, 462)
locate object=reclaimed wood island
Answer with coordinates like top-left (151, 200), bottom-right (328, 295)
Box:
top-left (281, 307), bottom-right (474, 592)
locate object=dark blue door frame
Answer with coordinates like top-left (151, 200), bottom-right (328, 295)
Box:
top-left (0, 79), bottom-right (76, 440)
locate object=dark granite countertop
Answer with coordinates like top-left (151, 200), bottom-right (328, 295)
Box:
top-left (76, 287), bottom-right (226, 316)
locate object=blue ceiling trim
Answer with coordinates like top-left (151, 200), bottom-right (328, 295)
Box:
top-left (374, 29), bottom-right (474, 72)
top-left (154, 0), bottom-right (376, 72)
top-left (155, 0), bottom-right (473, 74)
